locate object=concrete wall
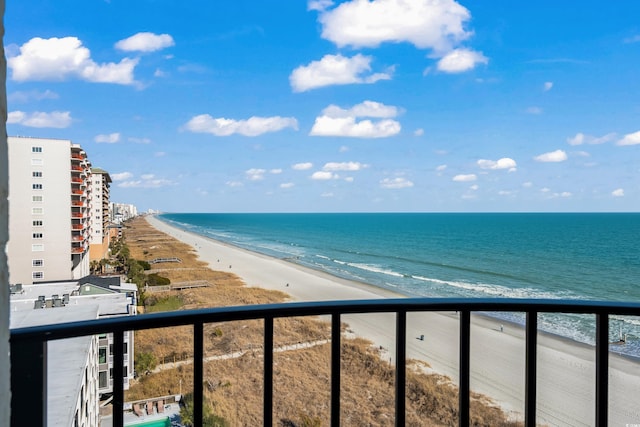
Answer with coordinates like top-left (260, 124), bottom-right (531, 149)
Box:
top-left (1, 1), bottom-right (12, 425)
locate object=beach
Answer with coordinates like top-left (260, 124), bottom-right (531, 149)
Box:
top-left (147, 215), bottom-right (640, 425)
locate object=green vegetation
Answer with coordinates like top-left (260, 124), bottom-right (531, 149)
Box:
top-left (108, 234), bottom-right (171, 307)
top-left (147, 273), bottom-right (171, 287)
top-left (179, 393), bottom-right (229, 427)
top-left (144, 295), bottom-right (184, 313)
top-left (135, 351), bottom-right (157, 374)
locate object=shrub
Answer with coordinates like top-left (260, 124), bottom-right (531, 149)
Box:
top-left (147, 273), bottom-right (170, 287)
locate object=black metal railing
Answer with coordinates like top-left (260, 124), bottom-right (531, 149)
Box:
top-left (10, 298), bottom-right (640, 427)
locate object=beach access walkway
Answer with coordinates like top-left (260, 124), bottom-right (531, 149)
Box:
top-left (150, 339), bottom-right (330, 374)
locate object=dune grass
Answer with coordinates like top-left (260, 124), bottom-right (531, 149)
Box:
top-left (123, 216), bottom-right (521, 426)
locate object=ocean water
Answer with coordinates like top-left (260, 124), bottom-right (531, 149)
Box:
top-left (158, 212), bottom-right (640, 357)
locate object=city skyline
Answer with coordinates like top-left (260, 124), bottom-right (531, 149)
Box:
top-left (5, 0), bottom-right (640, 212)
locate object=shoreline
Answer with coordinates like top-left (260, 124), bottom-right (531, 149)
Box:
top-left (146, 214), bottom-right (640, 425)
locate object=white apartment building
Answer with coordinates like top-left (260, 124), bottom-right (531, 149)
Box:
top-left (111, 202), bottom-right (138, 224)
top-left (7, 136), bottom-right (92, 285)
top-left (89, 168), bottom-right (112, 261)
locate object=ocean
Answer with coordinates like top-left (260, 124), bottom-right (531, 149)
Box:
top-left (158, 212), bottom-right (640, 357)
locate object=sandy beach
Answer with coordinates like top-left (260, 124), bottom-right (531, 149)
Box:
top-left (147, 215), bottom-right (640, 425)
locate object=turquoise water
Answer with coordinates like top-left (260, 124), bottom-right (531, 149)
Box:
top-left (125, 416), bottom-right (170, 427)
top-left (158, 212), bottom-right (640, 356)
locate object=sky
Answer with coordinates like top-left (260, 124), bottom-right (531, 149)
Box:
top-left (5, 0), bottom-right (640, 213)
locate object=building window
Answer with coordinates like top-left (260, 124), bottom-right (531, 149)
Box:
top-left (32, 195), bottom-right (43, 202)
top-left (32, 146), bottom-right (42, 153)
top-left (32, 233), bottom-right (43, 239)
top-left (31, 158), bottom-right (43, 166)
top-left (33, 220), bottom-right (43, 226)
top-left (32, 207), bottom-right (43, 214)
top-left (32, 183), bottom-right (43, 190)
top-left (32, 244), bottom-right (44, 251)
top-left (123, 365), bottom-right (128, 377)
top-left (32, 259), bottom-right (43, 267)
top-left (98, 371), bottom-right (107, 388)
top-left (32, 171), bottom-right (42, 177)
top-left (99, 347), bottom-right (107, 364)
top-left (32, 272), bottom-right (43, 279)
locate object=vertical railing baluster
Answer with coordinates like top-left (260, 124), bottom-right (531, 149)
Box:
top-left (595, 313), bottom-right (609, 427)
top-left (113, 330), bottom-right (124, 427)
top-left (264, 316), bottom-right (274, 427)
top-left (395, 311), bottom-right (406, 427)
top-left (459, 311), bottom-right (470, 427)
top-left (194, 322), bottom-right (204, 427)
top-left (10, 337), bottom-right (47, 427)
top-left (331, 313), bottom-right (341, 427)
top-left (525, 312), bottom-right (537, 427)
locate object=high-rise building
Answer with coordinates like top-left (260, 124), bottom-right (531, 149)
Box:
top-left (89, 168), bottom-right (112, 261)
top-left (7, 136), bottom-right (93, 284)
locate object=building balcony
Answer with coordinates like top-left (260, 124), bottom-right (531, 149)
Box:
top-left (71, 247), bottom-right (85, 254)
top-left (71, 201), bottom-right (85, 207)
top-left (71, 235), bottom-right (85, 242)
top-left (71, 224), bottom-right (84, 231)
top-left (9, 298), bottom-right (640, 427)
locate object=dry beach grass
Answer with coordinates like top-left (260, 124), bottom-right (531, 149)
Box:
top-left (124, 216), bottom-right (520, 426)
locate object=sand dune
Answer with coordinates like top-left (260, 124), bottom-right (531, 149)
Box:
top-left (147, 215), bottom-right (640, 425)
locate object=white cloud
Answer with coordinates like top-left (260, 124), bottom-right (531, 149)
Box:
top-left (380, 177), bottom-right (414, 189)
top-left (322, 161), bottom-right (368, 171)
top-left (154, 152), bottom-right (166, 157)
top-left (129, 137), bottom-right (152, 144)
top-left (436, 48), bottom-right (488, 73)
top-left (184, 114), bottom-right (298, 136)
top-left (469, 184), bottom-right (479, 190)
top-left (114, 172), bottom-right (174, 188)
top-left (8, 89), bottom-right (58, 103)
top-left (270, 169), bottom-right (283, 174)
top-left (311, 171), bottom-right (338, 180)
top-left (8, 37), bottom-right (138, 85)
top-left (436, 164), bottom-right (447, 172)
top-left (111, 172), bottom-right (133, 181)
top-left (290, 53), bottom-right (392, 92)
top-left (7, 110), bottom-right (72, 128)
top-left (623, 35), bottom-right (640, 43)
top-left (616, 130), bottom-right (640, 146)
top-left (414, 128), bottom-right (424, 136)
top-left (321, 192), bottom-right (334, 197)
top-left (339, 145), bottom-right (349, 152)
top-left (543, 81), bottom-right (553, 91)
top-left (567, 132), bottom-right (616, 146)
top-left (115, 32), bottom-right (175, 52)
top-left (522, 181), bottom-right (533, 188)
top-left (95, 133), bottom-right (120, 143)
top-left (558, 191), bottom-right (572, 198)
top-left (154, 68), bottom-right (168, 78)
top-left (308, 0), bottom-right (333, 11)
top-left (453, 174), bottom-right (477, 182)
top-left (477, 157), bottom-right (517, 171)
top-left (310, 100), bottom-right (401, 138)
top-left (316, 0), bottom-right (472, 52)
top-left (534, 149), bottom-right (567, 162)
top-left (612, 188), bottom-right (624, 197)
top-left (293, 162), bottom-right (313, 170)
top-left (246, 168), bottom-right (266, 181)
top-left (226, 181), bottom-right (244, 188)
top-left (280, 182), bottom-right (295, 189)
top-left (526, 106), bottom-right (543, 115)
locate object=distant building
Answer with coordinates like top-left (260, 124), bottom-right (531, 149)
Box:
top-left (111, 202), bottom-right (138, 224)
top-left (89, 168), bottom-right (112, 261)
top-left (7, 137), bottom-right (93, 285)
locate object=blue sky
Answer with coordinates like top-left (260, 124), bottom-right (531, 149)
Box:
top-left (6, 0), bottom-right (640, 213)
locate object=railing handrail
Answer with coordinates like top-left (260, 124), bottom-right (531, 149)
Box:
top-left (10, 298), bottom-right (640, 427)
top-left (11, 297), bottom-right (640, 342)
